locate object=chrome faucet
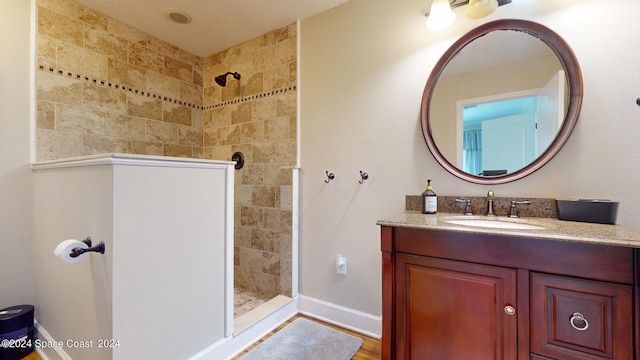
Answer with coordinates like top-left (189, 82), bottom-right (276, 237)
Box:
top-left (508, 200), bottom-right (531, 218)
top-left (455, 198), bottom-right (473, 215)
top-left (486, 190), bottom-right (496, 217)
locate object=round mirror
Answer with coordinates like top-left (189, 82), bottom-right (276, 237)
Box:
top-left (421, 19), bottom-right (583, 184)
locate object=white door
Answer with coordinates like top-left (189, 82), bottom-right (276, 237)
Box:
top-left (536, 70), bottom-right (566, 155)
top-left (482, 113), bottom-right (537, 173)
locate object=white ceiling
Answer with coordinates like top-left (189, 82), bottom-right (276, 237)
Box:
top-left (74, 0), bottom-right (348, 57)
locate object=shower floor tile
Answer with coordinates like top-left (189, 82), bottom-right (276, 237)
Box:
top-left (234, 287), bottom-right (269, 318)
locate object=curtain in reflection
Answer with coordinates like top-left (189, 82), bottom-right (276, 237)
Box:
top-left (463, 130), bottom-right (482, 175)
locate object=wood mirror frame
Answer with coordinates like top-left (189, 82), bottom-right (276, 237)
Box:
top-left (420, 19), bottom-right (583, 185)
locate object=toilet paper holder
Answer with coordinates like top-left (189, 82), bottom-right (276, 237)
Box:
top-left (70, 237), bottom-right (106, 258)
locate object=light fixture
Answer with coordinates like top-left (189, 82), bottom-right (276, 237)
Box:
top-left (165, 8), bottom-right (192, 24)
top-left (465, 0), bottom-right (499, 19)
top-left (425, 0), bottom-right (513, 31)
top-left (426, 0), bottom-right (456, 30)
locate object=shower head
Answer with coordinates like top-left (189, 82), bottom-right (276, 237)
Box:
top-left (215, 72), bottom-right (241, 87)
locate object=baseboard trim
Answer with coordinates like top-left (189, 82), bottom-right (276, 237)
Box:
top-left (189, 296), bottom-right (299, 360)
top-left (33, 320), bottom-right (69, 360)
top-left (298, 295), bottom-right (381, 339)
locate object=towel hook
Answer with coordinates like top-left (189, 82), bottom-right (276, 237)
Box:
top-left (325, 171), bottom-right (335, 183)
top-left (359, 170), bottom-right (369, 184)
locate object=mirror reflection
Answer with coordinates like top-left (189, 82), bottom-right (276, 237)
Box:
top-left (421, 19), bottom-right (582, 185)
top-left (430, 29), bottom-right (567, 176)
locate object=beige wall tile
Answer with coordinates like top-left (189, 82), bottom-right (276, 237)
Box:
top-left (280, 185), bottom-right (293, 211)
top-left (253, 141), bottom-right (277, 163)
top-left (37, 7), bottom-right (83, 47)
top-left (265, 117), bottom-right (289, 141)
top-left (276, 37), bottom-right (296, 65)
top-left (128, 42), bottom-right (163, 73)
top-left (127, 93), bottom-right (162, 121)
top-left (252, 97), bottom-right (277, 120)
top-left (56, 103), bottom-right (106, 134)
top-left (179, 126), bottom-right (203, 147)
top-left (240, 206), bottom-right (264, 228)
top-left (165, 56), bottom-right (193, 83)
top-left (83, 83), bottom-right (126, 113)
top-left (263, 208), bottom-right (292, 233)
top-left (105, 113), bottom-right (146, 140)
top-left (163, 102), bottom-right (192, 126)
top-left (180, 82), bottom-right (203, 106)
top-left (232, 102), bottom-right (252, 124)
top-left (107, 18), bottom-right (148, 46)
top-left (37, 71), bottom-right (82, 106)
top-left (37, 101), bottom-right (55, 129)
top-left (128, 140), bottom-right (163, 156)
top-left (276, 139), bottom-right (296, 164)
top-left (252, 186), bottom-right (279, 208)
top-left (38, 0), bottom-right (107, 30)
top-left (37, 35), bottom-right (57, 69)
top-left (235, 185), bottom-right (253, 206)
top-left (147, 71), bottom-right (181, 100)
top-left (108, 58), bottom-right (147, 89)
top-left (58, 42), bottom-right (108, 79)
top-left (242, 122), bottom-right (265, 143)
top-left (243, 72), bottom-right (264, 96)
top-left (251, 228), bottom-right (275, 252)
top-left (146, 120), bottom-right (179, 143)
top-left (37, 129), bottom-right (83, 160)
top-left (163, 144), bottom-right (192, 158)
top-left (264, 164), bottom-right (293, 186)
top-left (203, 127), bottom-right (219, 147)
top-left (82, 134), bottom-right (128, 154)
top-left (205, 145), bottom-right (232, 161)
top-left (84, 25), bottom-right (127, 61)
top-left (263, 65), bottom-right (289, 91)
top-left (218, 124), bottom-right (242, 145)
top-left (237, 164), bottom-right (264, 186)
top-left (191, 107), bottom-right (204, 129)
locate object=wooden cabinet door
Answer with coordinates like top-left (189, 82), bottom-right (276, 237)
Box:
top-left (395, 254), bottom-right (518, 360)
top-left (530, 272), bottom-right (633, 359)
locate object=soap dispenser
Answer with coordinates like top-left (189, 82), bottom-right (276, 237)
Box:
top-left (422, 179), bottom-right (437, 214)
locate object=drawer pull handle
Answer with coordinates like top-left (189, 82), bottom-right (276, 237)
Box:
top-left (504, 305), bottom-right (516, 316)
top-left (570, 312), bottom-right (589, 331)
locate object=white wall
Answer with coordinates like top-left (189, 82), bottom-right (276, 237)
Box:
top-left (0, 0), bottom-right (34, 308)
top-left (299, 0), bottom-right (640, 330)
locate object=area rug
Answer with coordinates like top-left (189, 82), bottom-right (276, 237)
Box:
top-left (240, 318), bottom-right (363, 360)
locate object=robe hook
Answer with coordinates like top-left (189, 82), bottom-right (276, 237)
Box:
top-left (325, 171), bottom-right (335, 183)
top-left (359, 170), bottom-right (369, 184)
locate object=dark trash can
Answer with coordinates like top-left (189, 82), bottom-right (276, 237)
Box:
top-left (0, 305), bottom-right (35, 360)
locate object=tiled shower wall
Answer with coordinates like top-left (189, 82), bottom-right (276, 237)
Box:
top-left (203, 25), bottom-right (297, 299)
top-left (35, 0), bottom-right (296, 300)
top-left (36, 0), bottom-right (204, 160)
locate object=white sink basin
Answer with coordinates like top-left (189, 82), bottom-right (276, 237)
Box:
top-left (444, 217), bottom-right (545, 230)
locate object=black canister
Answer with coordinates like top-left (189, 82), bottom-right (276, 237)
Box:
top-left (0, 305), bottom-right (35, 360)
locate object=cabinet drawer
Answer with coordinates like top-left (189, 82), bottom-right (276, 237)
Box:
top-left (530, 273), bottom-right (633, 359)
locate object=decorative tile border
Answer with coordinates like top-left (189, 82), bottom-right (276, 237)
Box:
top-left (206, 85), bottom-right (297, 110)
top-left (36, 65), bottom-right (297, 111)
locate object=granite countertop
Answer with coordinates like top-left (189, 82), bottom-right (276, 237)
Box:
top-left (377, 211), bottom-right (640, 248)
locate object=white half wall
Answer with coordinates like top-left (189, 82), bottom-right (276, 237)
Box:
top-left (0, 0), bottom-right (34, 309)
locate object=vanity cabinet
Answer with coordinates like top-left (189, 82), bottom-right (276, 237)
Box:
top-left (380, 226), bottom-right (638, 360)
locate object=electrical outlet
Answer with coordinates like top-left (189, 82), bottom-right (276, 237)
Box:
top-left (336, 255), bottom-right (347, 275)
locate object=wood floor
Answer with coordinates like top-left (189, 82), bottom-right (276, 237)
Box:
top-left (21, 350), bottom-right (41, 360)
top-left (233, 314), bottom-right (381, 359)
top-left (21, 314), bottom-right (381, 360)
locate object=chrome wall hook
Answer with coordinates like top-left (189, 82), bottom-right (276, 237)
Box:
top-left (359, 170), bottom-right (369, 184)
top-left (325, 171), bottom-right (335, 183)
